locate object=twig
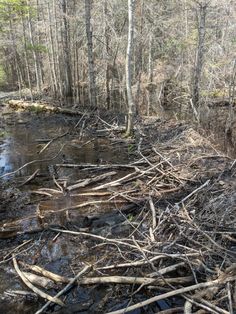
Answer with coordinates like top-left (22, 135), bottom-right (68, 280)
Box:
top-left (18, 169), bottom-right (40, 187)
top-left (149, 196), bottom-right (157, 230)
top-left (3, 239), bottom-right (32, 260)
top-left (67, 171), bottom-right (117, 191)
top-left (176, 179), bottom-right (210, 206)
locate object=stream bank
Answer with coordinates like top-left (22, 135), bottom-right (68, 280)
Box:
top-left (0, 100), bottom-right (236, 313)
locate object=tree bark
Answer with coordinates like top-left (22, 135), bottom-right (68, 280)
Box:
top-left (125, 0), bottom-right (136, 136)
top-left (104, 0), bottom-right (111, 110)
top-left (84, 0), bottom-right (97, 107)
top-left (62, 0), bottom-right (73, 98)
top-left (192, 2), bottom-right (208, 107)
top-left (27, 0), bottom-right (41, 94)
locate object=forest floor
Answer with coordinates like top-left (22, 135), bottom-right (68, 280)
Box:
top-left (0, 99), bottom-right (236, 313)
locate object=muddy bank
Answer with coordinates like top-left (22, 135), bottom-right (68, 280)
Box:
top-left (0, 101), bottom-right (236, 313)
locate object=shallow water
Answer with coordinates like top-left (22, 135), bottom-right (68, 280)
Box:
top-left (0, 106), bottom-right (185, 313)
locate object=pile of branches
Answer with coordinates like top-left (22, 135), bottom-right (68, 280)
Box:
top-left (1, 115), bottom-right (236, 313)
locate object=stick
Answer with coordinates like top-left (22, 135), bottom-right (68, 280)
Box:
top-left (13, 256), bottom-right (64, 306)
top-left (0, 145), bottom-right (65, 179)
top-left (35, 265), bottom-right (91, 314)
top-left (105, 276), bottom-right (236, 314)
top-left (92, 172), bottom-right (137, 190)
top-left (3, 240), bottom-right (32, 260)
top-left (67, 171), bottom-right (117, 191)
top-left (21, 263), bottom-right (70, 283)
top-left (149, 196), bottom-right (157, 230)
top-left (19, 263), bottom-right (192, 287)
top-left (49, 228), bottom-right (203, 258)
top-left (176, 179), bottom-right (210, 206)
top-left (18, 169), bottom-right (40, 187)
top-left (38, 131), bottom-right (68, 155)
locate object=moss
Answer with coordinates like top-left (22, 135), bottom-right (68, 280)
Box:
top-left (201, 89), bottom-right (228, 98)
top-left (28, 105), bottom-right (46, 113)
top-left (0, 130), bottom-right (8, 138)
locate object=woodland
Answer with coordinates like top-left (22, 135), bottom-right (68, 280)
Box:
top-left (0, 0), bottom-right (236, 314)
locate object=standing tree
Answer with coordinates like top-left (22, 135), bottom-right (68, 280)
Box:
top-left (125, 0), bottom-right (136, 136)
top-left (192, 1), bottom-right (209, 108)
top-left (85, 0), bottom-right (97, 107)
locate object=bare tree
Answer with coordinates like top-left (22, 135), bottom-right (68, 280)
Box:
top-left (125, 0), bottom-right (136, 136)
top-left (192, 1), bottom-right (209, 108)
top-left (85, 0), bottom-right (97, 107)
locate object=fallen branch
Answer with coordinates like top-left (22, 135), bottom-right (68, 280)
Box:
top-left (18, 169), bottom-right (40, 187)
top-left (0, 145), bottom-right (65, 179)
top-left (13, 256), bottom-right (64, 306)
top-left (67, 171), bottom-right (117, 191)
top-left (35, 265), bottom-right (91, 314)
top-left (105, 275), bottom-right (236, 314)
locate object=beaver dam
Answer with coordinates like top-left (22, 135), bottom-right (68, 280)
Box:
top-left (0, 100), bottom-right (236, 313)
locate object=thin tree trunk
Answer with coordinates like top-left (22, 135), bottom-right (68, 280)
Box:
top-left (125, 0), bottom-right (136, 136)
top-left (53, 0), bottom-right (63, 100)
top-left (192, 2), bottom-right (208, 107)
top-left (21, 15), bottom-right (33, 100)
top-left (41, 5), bottom-right (55, 95)
top-left (135, 0), bottom-right (144, 115)
top-left (147, 33), bottom-right (154, 116)
top-left (84, 0), bottom-right (97, 107)
top-left (62, 0), bottom-right (73, 98)
top-left (104, 0), bottom-right (111, 110)
top-left (47, 3), bottom-right (58, 96)
top-left (8, 13), bottom-right (23, 97)
top-left (27, 0), bottom-right (41, 94)
top-left (36, 0), bottom-right (44, 87)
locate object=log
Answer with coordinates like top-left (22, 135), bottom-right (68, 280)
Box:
top-left (8, 99), bottom-right (85, 116)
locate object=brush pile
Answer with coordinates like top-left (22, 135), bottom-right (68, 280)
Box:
top-left (1, 112), bottom-right (236, 313)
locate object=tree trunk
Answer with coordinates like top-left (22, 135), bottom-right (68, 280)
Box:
top-left (125, 0), bottom-right (136, 136)
top-left (84, 0), bottom-right (97, 107)
top-left (47, 3), bottom-right (58, 96)
top-left (62, 0), bottom-right (73, 98)
top-left (27, 0), bottom-right (41, 94)
top-left (192, 2), bottom-right (208, 107)
top-left (21, 14), bottom-right (33, 100)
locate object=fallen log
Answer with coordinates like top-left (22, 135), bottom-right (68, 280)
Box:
top-left (8, 99), bottom-right (85, 116)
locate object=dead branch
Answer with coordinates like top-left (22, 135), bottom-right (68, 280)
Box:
top-left (105, 276), bottom-right (236, 314)
top-left (18, 169), bottom-right (40, 187)
top-left (13, 256), bottom-right (64, 306)
top-left (35, 265), bottom-right (91, 314)
top-left (67, 171), bottom-right (117, 191)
